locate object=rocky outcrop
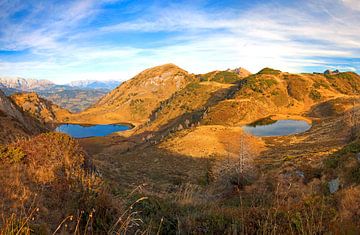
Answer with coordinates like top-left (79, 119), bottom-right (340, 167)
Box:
top-left (227, 67), bottom-right (252, 78)
top-left (324, 69), bottom-right (340, 75)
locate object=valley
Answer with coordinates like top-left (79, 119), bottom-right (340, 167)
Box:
top-left (0, 64), bottom-right (359, 233)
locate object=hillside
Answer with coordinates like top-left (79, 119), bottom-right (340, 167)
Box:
top-left (11, 92), bottom-right (71, 123)
top-left (202, 69), bottom-right (360, 125)
top-left (126, 68), bottom-right (359, 147)
top-left (197, 68), bottom-right (250, 83)
top-left (0, 90), bottom-right (45, 144)
top-left (0, 133), bottom-right (120, 233)
top-left (69, 64), bottom-right (196, 125)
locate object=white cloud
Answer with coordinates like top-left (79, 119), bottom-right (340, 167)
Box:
top-left (342, 0), bottom-right (360, 11)
top-left (0, 0), bottom-right (359, 83)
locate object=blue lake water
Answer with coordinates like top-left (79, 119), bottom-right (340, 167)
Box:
top-left (243, 120), bottom-right (311, 137)
top-left (55, 124), bottom-right (131, 138)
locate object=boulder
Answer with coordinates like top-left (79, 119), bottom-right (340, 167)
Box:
top-left (328, 178), bottom-right (340, 194)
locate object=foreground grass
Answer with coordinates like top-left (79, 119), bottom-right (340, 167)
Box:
top-left (1, 133), bottom-right (360, 234)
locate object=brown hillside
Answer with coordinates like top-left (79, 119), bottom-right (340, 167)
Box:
top-left (0, 90), bottom-right (45, 144)
top-left (136, 82), bottom-right (234, 135)
top-left (197, 69), bottom-right (250, 83)
top-left (203, 69), bottom-right (360, 125)
top-left (0, 133), bottom-right (116, 233)
top-left (11, 92), bottom-right (71, 123)
top-left (68, 64), bottom-right (196, 125)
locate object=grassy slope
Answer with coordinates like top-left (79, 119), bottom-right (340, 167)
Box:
top-left (203, 70), bottom-right (360, 125)
top-left (67, 64), bottom-right (196, 125)
top-left (0, 133), bottom-right (122, 234)
top-left (11, 92), bottom-right (71, 123)
top-left (0, 90), bottom-right (46, 144)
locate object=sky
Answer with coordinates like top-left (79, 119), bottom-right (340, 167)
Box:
top-left (0, 0), bottom-right (359, 84)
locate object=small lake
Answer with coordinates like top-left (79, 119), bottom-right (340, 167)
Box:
top-left (243, 119), bottom-right (311, 137)
top-left (55, 124), bottom-right (131, 138)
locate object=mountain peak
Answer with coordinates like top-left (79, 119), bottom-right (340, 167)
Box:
top-left (137, 63), bottom-right (187, 77)
top-left (70, 63), bottom-right (195, 124)
top-left (227, 67), bottom-right (252, 77)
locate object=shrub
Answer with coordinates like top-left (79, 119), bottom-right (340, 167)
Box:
top-left (0, 145), bottom-right (26, 163)
top-left (248, 116), bottom-right (277, 127)
top-left (213, 71), bottom-right (239, 83)
top-left (324, 156), bottom-right (340, 169)
top-left (309, 89), bottom-right (322, 100)
top-left (347, 165), bottom-right (360, 184)
top-left (257, 68), bottom-right (281, 75)
top-left (186, 82), bottom-right (201, 90)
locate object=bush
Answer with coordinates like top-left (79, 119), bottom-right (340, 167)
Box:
top-left (248, 116), bottom-right (277, 127)
top-left (0, 145), bottom-right (26, 163)
top-left (257, 68), bottom-right (281, 75)
top-left (309, 89), bottom-right (322, 100)
top-left (347, 165), bottom-right (360, 184)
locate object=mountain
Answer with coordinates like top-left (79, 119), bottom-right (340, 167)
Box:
top-left (0, 77), bottom-right (54, 90)
top-left (11, 92), bottom-right (71, 123)
top-left (0, 90), bottom-right (45, 143)
top-left (0, 77), bottom-right (110, 112)
top-left (203, 68), bottom-right (360, 125)
top-left (69, 80), bottom-right (121, 90)
top-left (69, 63), bottom-right (196, 125)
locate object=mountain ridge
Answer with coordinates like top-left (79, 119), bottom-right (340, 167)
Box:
top-left (68, 63), bottom-right (197, 125)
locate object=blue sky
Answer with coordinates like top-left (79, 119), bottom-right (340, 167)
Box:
top-left (0, 0), bottom-right (359, 84)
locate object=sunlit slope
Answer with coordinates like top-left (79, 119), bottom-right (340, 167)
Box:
top-left (69, 64), bottom-right (196, 125)
top-left (203, 69), bottom-right (360, 125)
top-left (0, 90), bottom-right (45, 143)
top-left (11, 92), bottom-right (71, 123)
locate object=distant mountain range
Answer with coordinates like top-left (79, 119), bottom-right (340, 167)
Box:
top-left (69, 80), bottom-right (120, 90)
top-left (0, 77), bottom-right (120, 91)
top-left (0, 77), bottom-right (54, 90)
top-left (0, 77), bottom-right (121, 112)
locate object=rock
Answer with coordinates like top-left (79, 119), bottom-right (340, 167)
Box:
top-left (177, 124), bottom-right (184, 131)
top-left (295, 170), bottom-right (304, 178)
top-left (328, 178), bottom-right (340, 194)
top-left (356, 153), bottom-right (360, 163)
top-left (146, 134), bottom-right (154, 140)
top-left (324, 69), bottom-right (340, 75)
top-left (227, 67), bottom-right (252, 78)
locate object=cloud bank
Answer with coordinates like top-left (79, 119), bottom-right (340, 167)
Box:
top-left (0, 0), bottom-right (359, 83)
